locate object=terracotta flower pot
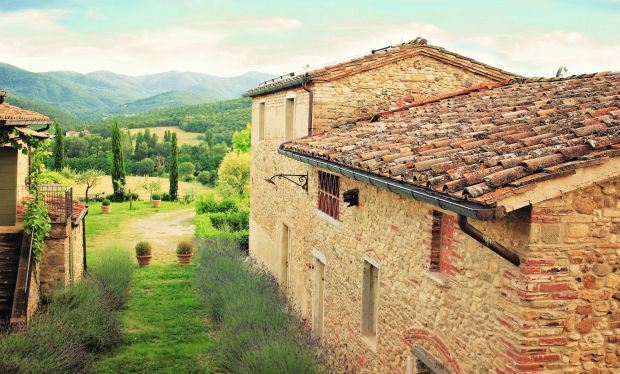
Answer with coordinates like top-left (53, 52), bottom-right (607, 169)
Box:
top-left (101, 205), bottom-right (111, 214)
top-left (136, 255), bottom-right (152, 267)
top-left (176, 253), bottom-right (193, 265)
top-left (152, 199), bottom-right (161, 208)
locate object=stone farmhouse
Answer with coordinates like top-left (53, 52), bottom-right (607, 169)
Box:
top-left (247, 38), bottom-right (620, 373)
top-left (0, 90), bottom-right (87, 325)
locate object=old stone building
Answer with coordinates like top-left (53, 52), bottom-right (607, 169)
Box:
top-left (0, 90), bottom-right (87, 324)
top-left (248, 39), bottom-right (620, 373)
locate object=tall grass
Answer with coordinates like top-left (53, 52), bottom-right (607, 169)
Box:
top-left (0, 246), bottom-right (134, 373)
top-left (196, 238), bottom-right (324, 374)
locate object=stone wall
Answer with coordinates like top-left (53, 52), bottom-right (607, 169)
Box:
top-left (39, 216), bottom-right (86, 297)
top-left (311, 54), bottom-right (499, 132)
top-left (499, 177), bottom-right (620, 373)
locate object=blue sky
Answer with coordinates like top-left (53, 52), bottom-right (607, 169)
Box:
top-left (0, 0), bottom-right (619, 77)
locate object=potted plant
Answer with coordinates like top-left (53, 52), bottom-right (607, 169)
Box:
top-left (176, 240), bottom-right (194, 265)
top-left (135, 241), bottom-right (153, 267)
top-left (101, 199), bottom-right (111, 214)
top-left (151, 193), bottom-right (161, 208)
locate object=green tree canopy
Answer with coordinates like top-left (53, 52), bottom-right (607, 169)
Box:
top-left (110, 121), bottom-right (126, 200)
top-left (52, 123), bottom-right (66, 171)
top-left (217, 151), bottom-right (250, 198)
top-left (169, 132), bottom-right (178, 200)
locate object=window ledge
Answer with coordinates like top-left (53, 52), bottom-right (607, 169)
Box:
top-left (315, 209), bottom-right (341, 228)
top-left (423, 271), bottom-right (451, 288)
top-left (361, 334), bottom-right (378, 353)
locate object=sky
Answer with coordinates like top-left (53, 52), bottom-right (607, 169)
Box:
top-left (0, 0), bottom-right (619, 77)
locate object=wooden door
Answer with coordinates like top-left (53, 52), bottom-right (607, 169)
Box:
top-left (0, 148), bottom-right (18, 226)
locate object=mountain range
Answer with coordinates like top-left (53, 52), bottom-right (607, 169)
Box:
top-left (0, 62), bottom-right (273, 120)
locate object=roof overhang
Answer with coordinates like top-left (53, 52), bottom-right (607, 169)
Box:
top-left (278, 145), bottom-right (502, 221)
top-left (245, 74), bottom-right (308, 97)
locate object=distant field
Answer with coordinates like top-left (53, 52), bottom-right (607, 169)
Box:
top-left (127, 126), bottom-right (201, 146)
top-left (72, 175), bottom-right (211, 200)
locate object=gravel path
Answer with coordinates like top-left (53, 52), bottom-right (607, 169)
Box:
top-left (92, 208), bottom-right (195, 263)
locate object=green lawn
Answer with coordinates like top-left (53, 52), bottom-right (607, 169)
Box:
top-left (94, 264), bottom-right (214, 373)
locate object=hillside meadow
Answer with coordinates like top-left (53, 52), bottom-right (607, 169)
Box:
top-left (127, 126), bottom-right (201, 146)
top-left (72, 175), bottom-right (211, 200)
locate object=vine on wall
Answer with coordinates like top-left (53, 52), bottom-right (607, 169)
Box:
top-left (1, 127), bottom-right (52, 262)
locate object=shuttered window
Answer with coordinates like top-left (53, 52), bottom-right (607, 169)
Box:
top-left (318, 171), bottom-right (340, 220)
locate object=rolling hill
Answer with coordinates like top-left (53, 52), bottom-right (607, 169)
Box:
top-left (0, 62), bottom-right (272, 120)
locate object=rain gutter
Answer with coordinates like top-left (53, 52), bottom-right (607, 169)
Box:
top-left (278, 146), bottom-right (500, 221)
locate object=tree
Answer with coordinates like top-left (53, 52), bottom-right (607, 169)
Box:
top-left (52, 123), bottom-right (66, 170)
top-left (179, 161), bottom-right (195, 179)
top-left (232, 124), bottom-right (251, 153)
top-left (169, 132), bottom-right (178, 200)
top-left (74, 169), bottom-right (104, 202)
top-left (217, 151), bottom-right (250, 198)
top-left (135, 158), bottom-right (155, 176)
top-left (110, 122), bottom-right (126, 200)
top-left (139, 176), bottom-right (162, 200)
top-left (203, 130), bottom-right (214, 148)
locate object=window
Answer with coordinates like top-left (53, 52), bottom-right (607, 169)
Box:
top-left (285, 97), bottom-right (295, 141)
top-left (361, 260), bottom-right (379, 338)
top-left (258, 102), bottom-right (265, 141)
top-left (318, 171), bottom-right (340, 220)
top-left (429, 210), bottom-right (454, 273)
top-left (312, 255), bottom-right (326, 338)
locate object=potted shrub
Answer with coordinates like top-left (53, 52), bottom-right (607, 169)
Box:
top-left (101, 199), bottom-right (111, 214)
top-left (135, 241), bottom-right (153, 267)
top-left (151, 193), bottom-right (161, 208)
top-left (176, 240), bottom-right (194, 265)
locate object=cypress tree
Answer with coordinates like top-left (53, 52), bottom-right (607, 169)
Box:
top-left (52, 123), bottom-right (65, 171)
top-left (111, 122), bottom-right (126, 200)
top-left (169, 132), bottom-right (178, 200)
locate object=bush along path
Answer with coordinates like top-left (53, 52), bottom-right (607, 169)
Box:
top-left (196, 239), bottom-right (325, 374)
top-left (0, 247), bottom-right (134, 373)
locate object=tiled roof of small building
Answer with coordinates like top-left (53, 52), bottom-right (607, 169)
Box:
top-left (282, 72), bottom-right (620, 206)
top-left (247, 38), bottom-right (518, 97)
top-left (0, 101), bottom-right (51, 125)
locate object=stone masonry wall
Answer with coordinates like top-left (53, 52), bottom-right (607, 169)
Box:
top-left (499, 177), bottom-right (620, 373)
top-left (311, 54), bottom-right (500, 132)
top-left (39, 217), bottom-right (85, 297)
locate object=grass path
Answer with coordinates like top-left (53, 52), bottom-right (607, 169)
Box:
top-left (87, 201), bottom-right (214, 373)
top-left (94, 264), bottom-right (214, 373)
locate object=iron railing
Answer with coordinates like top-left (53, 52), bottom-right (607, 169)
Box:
top-left (40, 184), bottom-right (73, 223)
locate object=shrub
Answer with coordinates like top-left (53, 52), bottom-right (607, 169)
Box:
top-left (135, 241), bottom-right (152, 256)
top-left (102, 198), bottom-right (111, 206)
top-left (195, 239), bottom-right (323, 373)
top-left (151, 193), bottom-right (161, 200)
top-left (105, 192), bottom-right (139, 202)
top-left (0, 246), bottom-right (133, 373)
top-left (176, 240), bottom-right (194, 255)
top-left (197, 170), bottom-right (215, 186)
top-left (195, 193), bottom-right (237, 214)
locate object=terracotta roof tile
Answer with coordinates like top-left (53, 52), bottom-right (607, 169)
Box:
top-left (283, 72), bottom-right (620, 206)
top-left (0, 101), bottom-right (50, 125)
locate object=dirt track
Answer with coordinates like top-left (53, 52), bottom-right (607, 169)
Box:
top-left (91, 208), bottom-right (195, 263)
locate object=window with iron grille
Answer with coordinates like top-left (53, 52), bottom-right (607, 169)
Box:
top-left (318, 171), bottom-right (340, 220)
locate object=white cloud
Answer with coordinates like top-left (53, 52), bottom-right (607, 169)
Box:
top-left (0, 11), bottom-right (617, 78)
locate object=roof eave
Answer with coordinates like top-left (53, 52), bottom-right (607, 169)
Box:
top-left (278, 145), bottom-right (502, 221)
top-left (245, 75), bottom-right (308, 97)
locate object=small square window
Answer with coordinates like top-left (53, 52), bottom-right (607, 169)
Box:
top-left (258, 102), bottom-right (265, 141)
top-left (318, 171), bottom-right (340, 220)
top-left (429, 210), bottom-right (454, 273)
top-left (361, 260), bottom-right (379, 338)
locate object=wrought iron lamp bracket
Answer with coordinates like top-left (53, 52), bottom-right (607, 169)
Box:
top-left (266, 173), bottom-right (308, 191)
